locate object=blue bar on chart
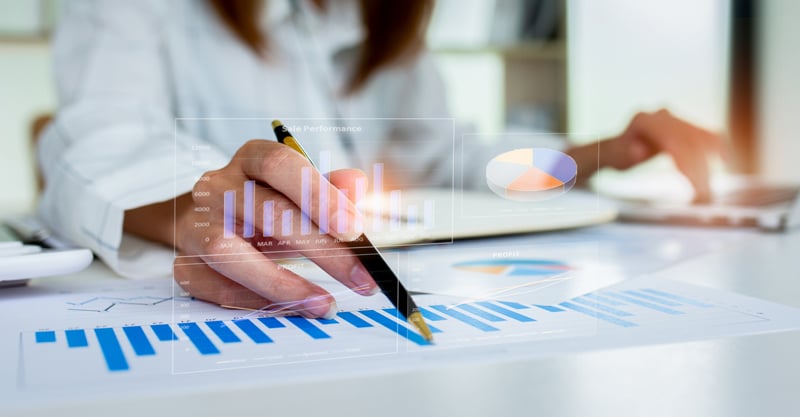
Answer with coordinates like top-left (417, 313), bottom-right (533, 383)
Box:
top-left (94, 328), bottom-right (129, 371)
top-left (123, 326), bottom-right (155, 356)
top-left (319, 151), bottom-right (330, 234)
top-left (558, 301), bottom-right (637, 328)
top-left (418, 307), bottom-right (446, 321)
top-left (35, 330), bottom-right (56, 343)
top-left (316, 317), bottom-right (338, 325)
top-left (262, 201), bottom-right (274, 237)
top-left (499, 300), bottom-right (530, 310)
top-left (233, 319), bottom-right (273, 344)
top-left (65, 329), bottom-right (89, 347)
top-left (179, 322), bottom-right (220, 355)
top-left (223, 190), bottom-right (235, 238)
top-left (257, 317), bottom-right (286, 329)
top-left (243, 180), bottom-right (255, 238)
top-left (285, 316), bottom-right (330, 339)
top-left (337, 189), bottom-right (349, 235)
top-left (423, 199), bottom-right (435, 230)
top-left (641, 288), bottom-right (713, 307)
top-left (359, 309), bottom-right (431, 346)
top-left (622, 290), bottom-right (682, 306)
top-left (373, 163), bottom-right (383, 232)
top-left (281, 210), bottom-right (293, 236)
top-left (604, 293), bottom-right (684, 315)
top-left (407, 205), bottom-right (418, 230)
top-left (476, 301), bottom-right (535, 322)
top-left (206, 321), bottom-right (241, 343)
top-left (383, 307), bottom-right (442, 333)
top-left (301, 167), bottom-right (312, 235)
top-left (429, 305), bottom-right (499, 332)
top-left (570, 297), bottom-right (633, 317)
top-left (384, 308), bottom-right (442, 333)
top-left (336, 311), bottom-right (373, 328)
top-left (535, 304), bottom-right (564, 312)
top-left (389, 190), bottom-right (401, 231)
top-left (150, 324), bottom-right (178, 341)
top-left (582, 293), bottom-right (625, 307)
top-left (456, 304), bottom-right (505, 322)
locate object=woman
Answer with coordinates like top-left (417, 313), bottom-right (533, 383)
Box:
top-left (39, 0), bottom-right (722, 318)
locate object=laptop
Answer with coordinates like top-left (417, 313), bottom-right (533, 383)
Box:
top-left (617, 180), bottom-right (800, 231)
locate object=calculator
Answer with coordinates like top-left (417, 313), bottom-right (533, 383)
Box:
top-left (0, 223), bottom-right (93, 287)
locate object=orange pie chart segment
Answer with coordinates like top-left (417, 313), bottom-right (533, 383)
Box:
top-left (507, 166), bottom-right (564, 191)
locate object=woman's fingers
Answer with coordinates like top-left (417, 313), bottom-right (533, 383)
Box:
top-left (628, 110), bottom-right (722, 201)
top-left (174, 255), bottom-right (273, 311)
top-left (326, 168), bottom-right (368, 203)
top-left (234, 140), bottom-right (362, 241)
top-left (194, 228), bottom-right (338, 318)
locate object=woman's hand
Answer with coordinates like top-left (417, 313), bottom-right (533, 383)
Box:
top-left (568, 109), bottom-right (726, 201)
top-left (129, 139), bottom-right (378, 318)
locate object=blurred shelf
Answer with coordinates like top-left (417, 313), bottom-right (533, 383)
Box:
top-left (0, 36), bottom-right (49, 45)
top-left (432, 41), bottom-right (566, 61)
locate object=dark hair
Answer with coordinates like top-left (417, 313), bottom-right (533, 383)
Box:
top-left (208, 0), bottom-right (433, 93)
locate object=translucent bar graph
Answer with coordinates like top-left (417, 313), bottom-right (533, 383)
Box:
top-left (281, 210), bottom-right (293, 236)
top-left (407, 205), bottom-right (418, 230)
top-left (337, 189), bottom-right (349, 235)
top-left (243, 180), bottom-right (255, 238)
top-left (319, 151), bottom-right (331, 234)
top-left (262, 201), bottom-right (274, 237)
top-left (354, 177), bottom-right (366, 233)
top-left (372, 163), bottom-right (383, 232)
top-left (424, 199), bottom-right (435, 230)
top-left (389, 190), bottom-right (401, 231)
top-left (301, 167), bottom-right (312, 235)
top-left (223, 190), bottom-right (235, 238)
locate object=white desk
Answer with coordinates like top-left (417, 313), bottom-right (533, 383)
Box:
top-left (5, 224), bottom-right (800, 417)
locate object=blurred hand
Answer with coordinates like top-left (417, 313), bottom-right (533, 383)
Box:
top-left (173, 140), bottom-right (377, 318)
top-left (601, 109), bottom-right (726, 202)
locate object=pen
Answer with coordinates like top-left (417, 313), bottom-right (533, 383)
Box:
top-left (271, 120), bottom-right (434, 343)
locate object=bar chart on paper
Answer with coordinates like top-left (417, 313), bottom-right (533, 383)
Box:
top-left (20, 276), bottom-right (800, 387)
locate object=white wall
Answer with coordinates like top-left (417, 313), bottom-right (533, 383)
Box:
top-left (759, 0), bottom-right (800, 182)
top-left (567, 0), bottom-right (731, 140)
top-left (0, 42), bottom-right (55, 215)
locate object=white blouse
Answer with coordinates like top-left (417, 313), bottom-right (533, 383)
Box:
top-left (37, 0), bottom-right (547, 278)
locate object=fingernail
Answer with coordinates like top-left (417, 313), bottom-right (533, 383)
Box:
top-left (350, 264), bottom-right (378, 296)
top-left (302, 295), bottom-right (337, 319)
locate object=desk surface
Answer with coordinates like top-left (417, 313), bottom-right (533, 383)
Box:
top-left (5, 224), bottom-right (800, 417)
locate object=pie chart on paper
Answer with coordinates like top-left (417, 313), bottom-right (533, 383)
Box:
top-left (486, 148), bottom-right (578, 201)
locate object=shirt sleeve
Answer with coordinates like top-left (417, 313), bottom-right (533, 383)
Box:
top-left (37, 0), bottom-right (228, 279)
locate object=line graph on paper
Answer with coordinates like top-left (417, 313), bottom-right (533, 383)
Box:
top-left (66, 296), bottom-right (174, 312)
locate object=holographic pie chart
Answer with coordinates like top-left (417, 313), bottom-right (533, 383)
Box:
top-left (486, 148), bottom-right (577, 201)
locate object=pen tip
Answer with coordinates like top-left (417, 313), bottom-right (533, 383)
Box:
top-left (408, 311), bottom-right (435, 344)
top-left (271, 120), bottom-right (282, 129)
